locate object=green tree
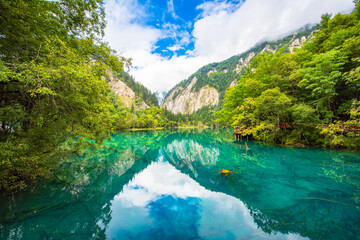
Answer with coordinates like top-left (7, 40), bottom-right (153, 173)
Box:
top-left (0, 0), bottom-right (125, 191)
top-left (317, 13), bottom-right (332, 30)
top-left (218, 1), bottom-right (360, 148)
top-left (254, 88), bottom-right (292, 126)
top-left (297, 50), bottom-right (346, 120)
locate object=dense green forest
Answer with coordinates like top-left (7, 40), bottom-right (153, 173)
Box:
top-left (0, 0), bottom-right (132, 191)
top-left (217, 5), bottom-right (360, 148)
top-left (109, 93), bottom-right (179, 129)
top-left (109, 101), bottom-right (213, 130)
top-left (161, 105), bottom-right (218, 127)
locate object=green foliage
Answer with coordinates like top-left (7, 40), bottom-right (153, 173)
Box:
top-left (0, 0), bottom-right (126, 191)
top-left (254, 88), bottom-right (292, 124)
top-left (0, 0), bottom-right (106, 63)
top-left (218, 4), bottom-right (360, 148)
top-left (111, 106), bottom-right (179, 129)
top-left (317, 13), bottom-right (332, 30)
top-left (297, 49), bottom-right (346, 119)
top-left (354, 0), bottom-right (360, 18)
top-left (320, 100), bottom-right (360, 148)
top-left (291, 103), bottom-right (318, 124)
top-left (109, 92), bottom-right (178, 129)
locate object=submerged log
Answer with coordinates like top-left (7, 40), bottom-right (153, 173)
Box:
top-left (218, 169), bottom-right (234, 176)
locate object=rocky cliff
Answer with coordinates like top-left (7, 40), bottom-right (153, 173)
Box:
top-left (161, 26), bottom-right (315, 114)
top-left (161, 77), bottom-right (219, 114)
top-left (107, 71), bottom-right (149, 109)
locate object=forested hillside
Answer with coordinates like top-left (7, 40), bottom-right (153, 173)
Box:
top-left (0, 0), bottom-right (168, 191)
top-left (217, 7), bottom-right (360, 148)
top-left (0, 0), bottom-right (128, 190)
top-left (161, 26), bottom-right (315, 117)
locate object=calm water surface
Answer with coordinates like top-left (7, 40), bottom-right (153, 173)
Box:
top-left (1, 130), bottom-right (360, 240)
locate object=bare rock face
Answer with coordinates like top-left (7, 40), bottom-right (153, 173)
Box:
top-left (229, 79), bottom-right (237, 87)
top-left (289, 36), bottom-right (307, 53)
top-left (107, 71), bottom-right (136, 108)
top-left (139, 101), bottom-right (150, 110)
top-left (207, 68), bottom-right (218, 76)
top-left (161, 77), bottom-right (220, 114)
top-left (261, 44), bottom-right (276, 54)
top-left (234, 51), bottom-right (256, 73)
top-left (208, 68), bottom-right (228, 75)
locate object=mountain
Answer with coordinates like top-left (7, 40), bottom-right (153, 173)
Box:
top-left (107, 71), bottom-right (159, 108)
top-left (161, 26), bottom-right (315, 115)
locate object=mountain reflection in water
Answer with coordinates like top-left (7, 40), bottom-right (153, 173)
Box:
top-left (0, 130), bottom-right (359, 240)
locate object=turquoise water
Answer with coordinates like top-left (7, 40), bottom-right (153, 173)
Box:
top-left (1, 130), bottom-right (360, 240)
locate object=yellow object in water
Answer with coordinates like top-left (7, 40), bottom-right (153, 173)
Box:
top-left (219, 169), bottom-right (234, 176)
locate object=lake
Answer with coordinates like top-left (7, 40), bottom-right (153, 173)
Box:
top-left (1, 130), bottom-right (359, 240)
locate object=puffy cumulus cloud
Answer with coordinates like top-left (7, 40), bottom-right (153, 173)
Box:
top-left (192, 0), bottom-right (354, 60)
top-left (104, 0), bottom-right (197, 91)
top-left (104, 0), bottom-right (354, 92)
top-left (104, 0), bottom-right (162, 68)
top-left (131, 55), bottom-right (210, 91)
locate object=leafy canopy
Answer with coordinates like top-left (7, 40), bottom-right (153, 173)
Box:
top-left (217, 3), bottom-right (360, 148)
top-left (0, 0), bottom-right (125, 191)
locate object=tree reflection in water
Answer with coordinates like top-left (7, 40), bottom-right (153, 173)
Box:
top-left (0, 130), bottom-right (359, 240)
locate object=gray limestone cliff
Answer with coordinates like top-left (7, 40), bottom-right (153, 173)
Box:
top-left (161, 77), bottom-right (219, 114)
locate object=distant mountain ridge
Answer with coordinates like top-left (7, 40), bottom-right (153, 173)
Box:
top-left (161, 25), bottom-right (315, 114)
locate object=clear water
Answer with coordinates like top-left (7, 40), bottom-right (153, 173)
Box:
top-left (1, 129), bottom-right (360, 240)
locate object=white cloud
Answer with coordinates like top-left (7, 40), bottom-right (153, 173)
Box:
top-left (107, 159), bottom-right (310, 240)
top-left (104, 0), bottom-right (355, 93)
top-left (167, 44), bottom-right (183, 52)
top-left (130, 55), bottom-right (210, 92)
top-left (104, 0), bottom-right (163, 87)
top-left (196, 0), bottom-right (241, 18)
top-left (167, 0), bottom-right (178, 19)
top-left (192, 0), bottom-right (354, 60)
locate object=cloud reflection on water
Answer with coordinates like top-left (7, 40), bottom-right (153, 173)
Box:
top-left (106, 151), bottom-right (308, 240)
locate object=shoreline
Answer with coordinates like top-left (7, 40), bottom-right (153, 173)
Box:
top-left (123, 126), bottom-right (209, 131)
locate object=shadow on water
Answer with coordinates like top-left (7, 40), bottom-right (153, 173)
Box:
top-left (0, 129), bottom-right (359, 239)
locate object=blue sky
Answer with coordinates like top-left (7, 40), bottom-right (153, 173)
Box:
top-left (141, 0), bottom-right (244, 59)
top-left (104, 0), bottom-right (354, 93)
top-left (140, 0), bottom-right (198, 58)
